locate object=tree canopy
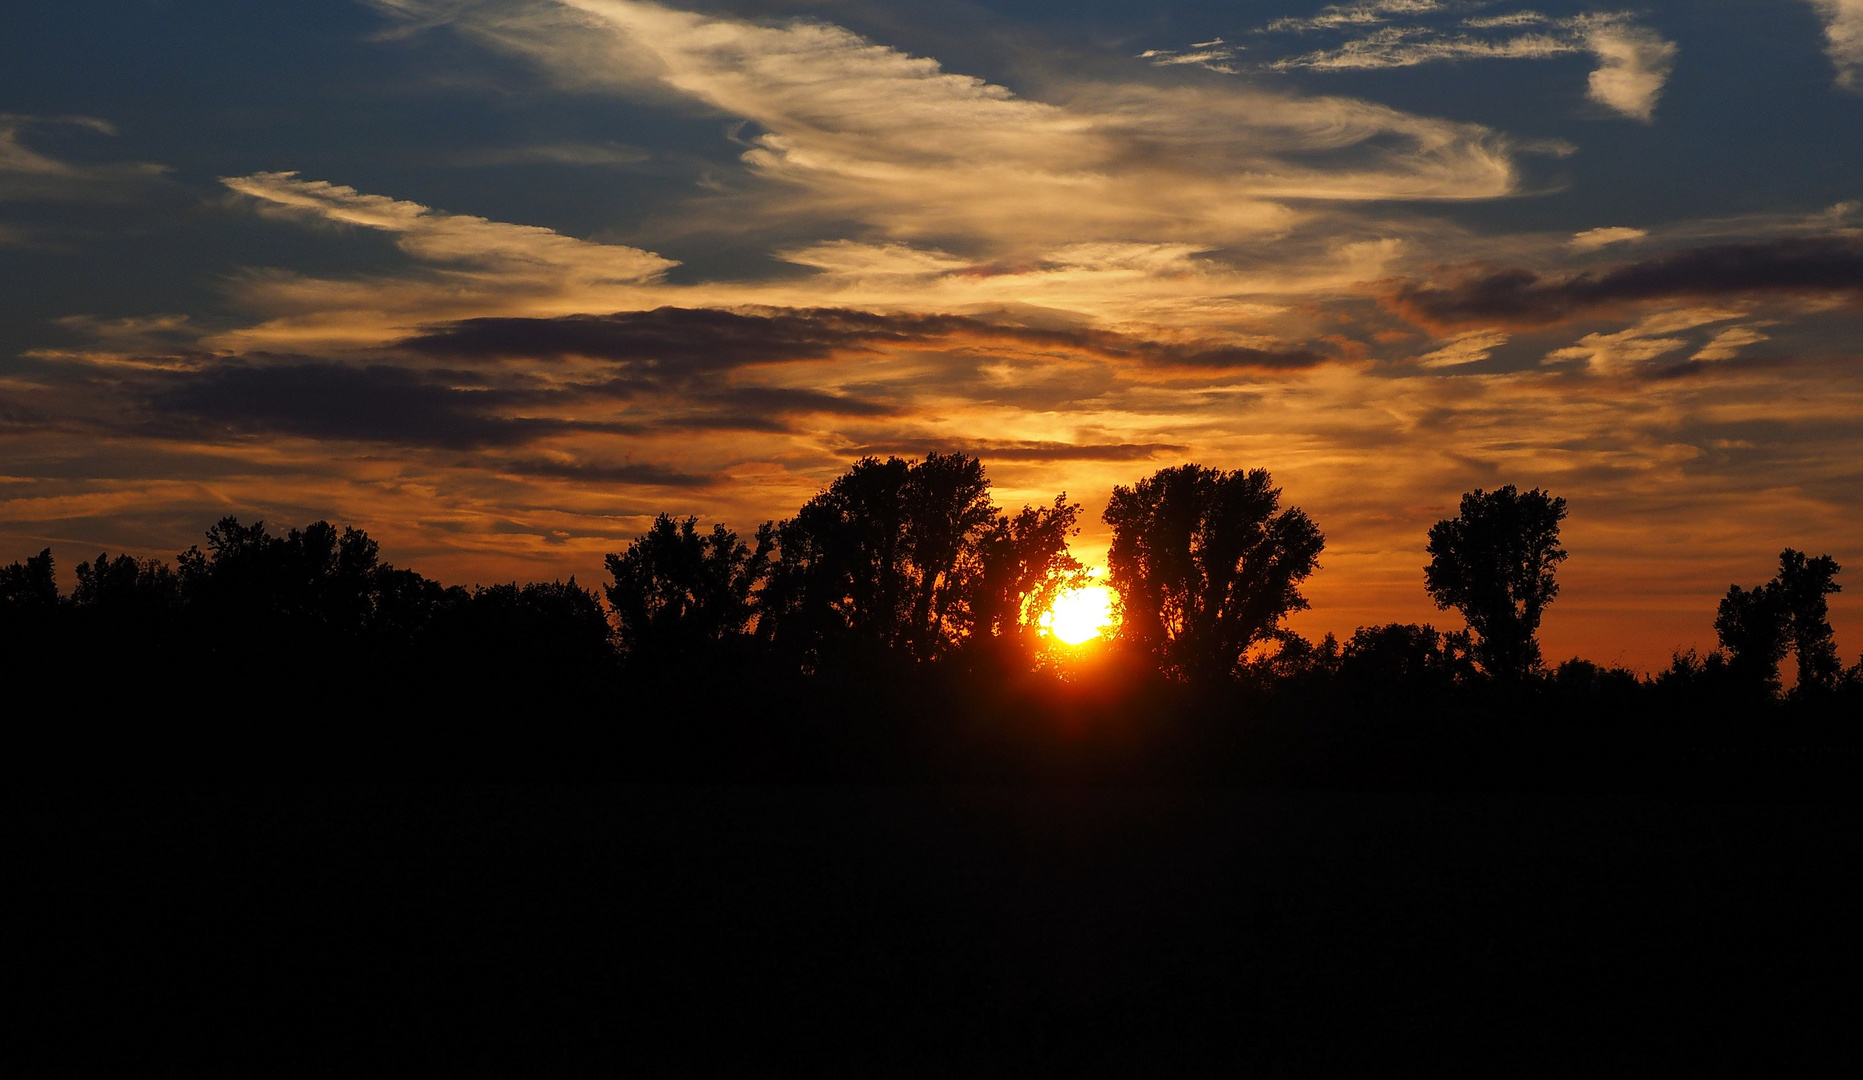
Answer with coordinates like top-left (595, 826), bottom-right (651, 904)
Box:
top-left (605, 514), bottom-right (773, 661)
top-left (1104, 464), bottom-right (1324, 681)
top-left (1717, 548), bottom-right (1843, 695)
top-left (1424, 486), bottom-right (1567, 680)
top-left (607, 453), bottom-right (1084, 671)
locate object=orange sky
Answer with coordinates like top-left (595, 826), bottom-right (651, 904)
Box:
top-left (3, 0), bottom-right (1860, 673)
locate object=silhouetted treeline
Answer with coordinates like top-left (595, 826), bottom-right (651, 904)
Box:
top-left (3, 454), bottom-right (1856, 787)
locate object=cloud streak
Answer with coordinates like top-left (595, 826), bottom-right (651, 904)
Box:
top-left (1257, 10), bottom-right (1676, 121)
top-left (1811, 0), bottom-right (1863, 88)
top-left (399, 307), bottom-right (1330, 372)
top-left (1385, 235), bottom-right (1863, 329)
top-left (0, 114), bottom-right (167, 201)
top-left (370, 0), bottom-right (1519, 254)
top-left (6, 1), bottom-right (1861, 672)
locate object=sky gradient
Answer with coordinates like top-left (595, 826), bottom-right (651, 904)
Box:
top-left (4, 0), bottom-right (1861, 670)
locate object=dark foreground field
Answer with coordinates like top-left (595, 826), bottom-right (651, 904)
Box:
top-left (6, 785), bottom-right (1858, 1076)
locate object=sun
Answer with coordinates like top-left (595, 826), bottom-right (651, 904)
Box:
top-left (1041, 584), bottom-right (1115, 646)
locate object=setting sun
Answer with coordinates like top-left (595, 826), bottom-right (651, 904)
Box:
top-left (1042, 584), bottom-right (1116, 646)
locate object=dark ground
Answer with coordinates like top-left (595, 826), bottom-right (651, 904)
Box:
top-left (5, 784), bottom-right (1858, 1076)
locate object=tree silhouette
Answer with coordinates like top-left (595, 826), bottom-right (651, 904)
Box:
top-left (71, 552), bottom-right (184, 648)
top-left (1715, 582), bottom-right (1790, 694)
top-left (1775, 549), bottom-right (1842, 694)
top-left (900, 453), bottom-right (998, 660)
top-left (0, 548), bottom-right (61, 659)
top-left (177, 517), bottom-right (388, 635)
top-left (1424, 486), bottom-right (1567, 680)
top-left (759, 454), bottom-right (1009, 665)
top-left (971, 495), bottom-right (1089, 655)
top-left (1715, 549), bottom-right (1842, 696)
top-left (605, 514), bottom-right (773, 660)
top-left (439, 578), bottom-right (614, 676)
top-left (0, 548), bottom-right (58, 618)
top-left (1338, 623), bottom-right (1472, 692)
top-left (1104, 464), bottom-right (1324, 681)
top-left (74, 553), bottom-right (182, 614)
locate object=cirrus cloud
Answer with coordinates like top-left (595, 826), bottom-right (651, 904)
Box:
top-left (1811, 0), bottom-right (1863, 89)
top-left (367, 0), bottom-right (1519, 255)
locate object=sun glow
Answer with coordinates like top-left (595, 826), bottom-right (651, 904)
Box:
top-left (1042, 584), bottom-right (1116, 646)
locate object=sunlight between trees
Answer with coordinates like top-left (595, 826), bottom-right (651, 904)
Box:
top-left (0, 452), bottom-right (1852, 707)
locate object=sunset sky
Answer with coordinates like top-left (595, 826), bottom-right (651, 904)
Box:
top-left (4, 0), bottom-right (1861, 670)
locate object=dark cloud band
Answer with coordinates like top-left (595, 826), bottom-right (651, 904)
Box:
top-left (398, 306), bottom-right (1326, 372)
top-left (152, 363), bottom-right (637, 449)
top-left (1387, 235), bottom-right (1863, 329)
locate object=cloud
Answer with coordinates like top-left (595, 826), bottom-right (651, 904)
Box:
top-left (1258, 10), bottom-right (1676, 121)
top-left (200, 172), bottom-right (1398, 348)
top-left (150, 362), bottom-right (643, 449)
top-left (215, 171), bottom-right (680, 349)
top-left (1568, 226), bottom-right (1647, 252)
top-left (1139, 39), bottom-right (1240, 75)
top-left (775, 241), bottom-right (972, 276)
top-left (1810, 0), bottom-right (1863, 88)
top-left (398, 306), bottom-right (1329, 372)
top-left (482, 457), bottom-right (713, 486)
top-left (368, 0), bottom-right (1518, 252)
top-left (1579, 16), bottom-right (1676, 121)
top-left (1265, 1), bottom-right (1446, 34)
top-left (1543, 308), bottom-right (1744, 373)
top-left (224, 172), bottom-right (675, 282)
top-left (1266, 26), bottom-right (1581, 71)
top-left (1690, 325), bottom-right (1773, 362)
top-left (1385, 235), bottom-right (1863, 329)
top-left (843, 439), bottom-right (1188, 462)
top-left (1415, 329), bottom-right (1508, 368)
top-left (0, 114), bottom-right (167, 201)
top-left (398, 307), bottom-right (915, 368)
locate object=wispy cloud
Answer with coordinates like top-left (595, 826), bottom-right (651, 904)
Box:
top-left (0, 114), bottom-right (166, 201)
top-left (399, 307), bottom-right (1330, 372)
top-left (1690, 324), bottom-right (1772, 362)
top-left (223, 171), bottom-right (674, 282)
top-left (1255, 9), bottom-right (1676, 121)
top-left (1265, 1), bottom-right (1448, 34)
top-left (1266, 26), bottom-right (1578, 71)
top-left (1139, 39), bottom-right (1240, 74)
top-left (1543, 308), bottom-right (1744, 372)
top-left (1579, 15), bottom-right (1676, 121)
top-left (7, 1), bottom-right (1861, 668)
top-left (362, 0), bottom-right (1517, 258)
top-left (1810, 0), bottom-right (1863, 88)
top-left (1415, 328), bottom-right (1508, 367)
top-left (218, 171), bottom-right (678, 348)
top-left (1569, 226), bottom-right (1647, 252)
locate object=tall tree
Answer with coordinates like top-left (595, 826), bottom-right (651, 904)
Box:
top-left (1715, 581), bottom-right (1791, 693)
top-left (1774, 548), bottom-right (1842, 693)
top-left (759, 453), bottom-right (1072, 666)
top-left (1424, 485), bottom-right (1567, 680)
top-left (1716, 549), bottom-right (1842, 695)
top-left (971, 495), bottom-right (1090, 653)
top-left (1104, 464), bottom-right (1324, 681)
top-left (604, 514), bottom-right (773, 659)
top-left (759, 456), bottom-right (915, 660)
top-left (899, 453), bottom-right (997, 660)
